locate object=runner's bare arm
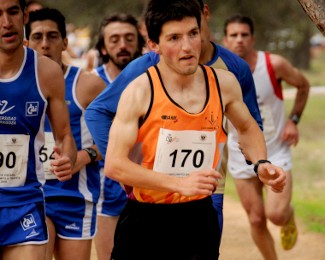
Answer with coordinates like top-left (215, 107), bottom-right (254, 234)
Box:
top-left (38, 55), bottom-right (77, 181)
top-left (105, 75), bottom-right (220, 196)
top-left (217, 69), bottom-right (286, 192)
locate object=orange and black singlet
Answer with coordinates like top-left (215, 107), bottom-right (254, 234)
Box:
top-left (132, 65), bottom-right (227, 204)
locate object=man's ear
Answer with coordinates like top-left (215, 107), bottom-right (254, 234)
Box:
top-left (252, 35), bottom-right (256, 47)
top-left (203, 4), bottom-right (211, 22)
top-left (100, 46), bottom-right (108, 56)
top-left (23, 8), bottom-right (29, 25)
top-left (63, 38), bottom-right (68, 51)
top-left (147, 39), bottom-right (160, 54)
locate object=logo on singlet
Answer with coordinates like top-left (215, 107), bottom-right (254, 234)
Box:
top-left (25, 102), bottom-right (39, 116)
top-left (206, 112), bottom-right (217, 126)
top-left (161, 115), bottom-right (178, 122)
top-left (20, 214), bottom-right (37, 231)
top-left (0, 100), bottom-right (15, 115)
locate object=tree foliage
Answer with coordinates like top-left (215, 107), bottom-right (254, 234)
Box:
top-left (41, 0), bottom-right (320, 69)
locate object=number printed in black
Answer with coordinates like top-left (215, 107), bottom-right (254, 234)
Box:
top-left (40, 145), bottom-right (54, 163)
top-left (169, 149), bottom-right (204, 168)
top-left (0, 152), bottom-right (16, 169)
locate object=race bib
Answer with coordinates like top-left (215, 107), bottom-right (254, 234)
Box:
top-left (40, 132), bottom-right (57, 180)
top-left (153, 129), bottom-right (216, 177)
top-left (259, 104), bottom-right (276, 141)
top-left (0, 134), bottom-right (29, 187)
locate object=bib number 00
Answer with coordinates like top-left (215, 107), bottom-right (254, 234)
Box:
top-left (0, 134), bottom-right (29, 187)
top-left (0, 152), bottom-right (16, 169)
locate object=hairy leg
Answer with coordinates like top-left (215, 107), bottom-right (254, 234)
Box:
top-left (234, 177), bottom-right (278, 260)
top-left (94, 215), bottom-right (119, 260)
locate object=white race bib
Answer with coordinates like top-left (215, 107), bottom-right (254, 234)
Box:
top-left (0, 134), bottom-right (29, 187)
top-left (259, 104), bottom-right (275, 141)
top-left (40, 132), bottom-right (57, 180)
top-left (153, 129), bottom-right (216, 177)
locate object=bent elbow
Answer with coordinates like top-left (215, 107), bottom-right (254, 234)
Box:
top-left (104, 158), bottom-right (122, 181)
top-left (104, 163), bottom-right (115, 179)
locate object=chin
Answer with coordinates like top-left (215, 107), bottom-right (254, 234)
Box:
top-left (181, 67), bottom-right (197, 75)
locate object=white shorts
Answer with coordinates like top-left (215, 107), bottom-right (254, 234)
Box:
top-left (227, 139), bottom-right (292, 179)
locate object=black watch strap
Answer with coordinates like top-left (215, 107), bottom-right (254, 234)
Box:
top-left (289, 114), bottom-right (300, 125)
top-left (83, 147), bottom-right (97, 163)
top-left (253, 159), bottom-right (271, 175)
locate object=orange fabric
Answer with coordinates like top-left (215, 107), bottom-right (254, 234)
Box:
top-left (133, 65), bottom-right (227, 203)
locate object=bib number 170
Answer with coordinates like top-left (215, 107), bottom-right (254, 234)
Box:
top-left (169, 149), bottom-right (204, 168)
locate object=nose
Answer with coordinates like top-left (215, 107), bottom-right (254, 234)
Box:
top-left (118, 38), bottom-right (127, 49)
top-left (2, 13), bottom-right (13, 28)
top-left (182, 36), bottom-right (192, 51)
top-left (40, 36), bottom-right (50, 49)
top-left (235, 34), bottom-right (244, 42)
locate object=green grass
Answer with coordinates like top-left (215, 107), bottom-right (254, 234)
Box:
top-left (225, 52), bottom-right (325, 234)
top-left (303, 51), bottom-right (325, 87)
top-left (289, 95), bottom-right (325, 233)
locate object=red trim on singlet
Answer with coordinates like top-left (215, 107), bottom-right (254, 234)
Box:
top-left (265, 52), bottom-right (283, 100)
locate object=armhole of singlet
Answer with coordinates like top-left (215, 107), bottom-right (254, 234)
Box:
top-left (154, 65), bottom-right (185, 111)
top-left (209, 67), bottom-right (228, 136)
top-left (200, 64), bottom-right (210, 110)
top-left (265, 52), bottom-right (283, 100)
top-left (139, 69), bottom-right (154, 127)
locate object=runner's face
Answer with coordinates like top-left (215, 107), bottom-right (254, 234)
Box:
top-left (28, 20), bottom-right (67, 64)
top-left (223, 23), bottom-right (255, 59)
top-left (102, 21), bottom-right (139, 70)
top-left (0, 0), bottom-right (27, 53)
top-left (152, 17), bottom-right (201, 76)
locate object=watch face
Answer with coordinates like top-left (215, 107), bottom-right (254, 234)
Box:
top-left (85, 148), bottom-right (97, 161)
top-left (291, 115), bottom-right (300, 124)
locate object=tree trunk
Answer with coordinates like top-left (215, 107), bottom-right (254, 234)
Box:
top-left (297, 0), bottom-right (325, 36)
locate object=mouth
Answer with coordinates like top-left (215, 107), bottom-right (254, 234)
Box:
top-left (43, 54), bottom-right (52, 59)
top-left (117, 51), bottom-right (131, 58)
top-left (180, 55), bottom-right (195, 61)
top-left (2, 31), bottom-right (17, 41)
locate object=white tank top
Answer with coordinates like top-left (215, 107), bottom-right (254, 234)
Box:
top-left (227, 51), bottom-right (291, 178)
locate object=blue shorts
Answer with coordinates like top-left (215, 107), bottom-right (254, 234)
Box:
top-left (0, 202), bottom-right (48, 246)
top-left (212, 193), bottom-right (224, 237)
top-left (45, 197), bottom-right (96, 239)
top-left (97, 167), bottom-right (127, 217)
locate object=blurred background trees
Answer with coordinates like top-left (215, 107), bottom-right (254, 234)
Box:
top-left (41, 0), bottom-right (324, 69)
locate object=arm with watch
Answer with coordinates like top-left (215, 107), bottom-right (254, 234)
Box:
top-left (220, 70), bottom-right (287, 193)
top-left (283, 78), bottom-right (309, 147)
top-left (270, 53), bottom-right (310, 147)
top-left (70, 145), bottom-right (102, 175)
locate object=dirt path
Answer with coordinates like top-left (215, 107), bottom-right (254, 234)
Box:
top-left (220, 195), bottom-right (325, 260)
top-left (90, 194), bottom-right (325, 260)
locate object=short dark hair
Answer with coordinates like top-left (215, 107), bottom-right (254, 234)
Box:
top-left (25, 8), bottom-right (66, 40)
top-left (145, 0), bottom-right (201, 44)
top-left (224, 14), bottom-right (254, 36)
top-left (19, 0), bottom-right (26, 10)
top-left (196, 0), bottom-right (204, 11)
top-left (95, 13), bottom-right (145, 63)
top-left (26, 0), bottom-right (42, 8)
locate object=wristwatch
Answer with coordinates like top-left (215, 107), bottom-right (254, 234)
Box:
top-left (253, 159), bottom-right (271, 175)
top-left (289, 114), bottom-right (300, 125)
top-left (83, 147), bottom-right (97, 163)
